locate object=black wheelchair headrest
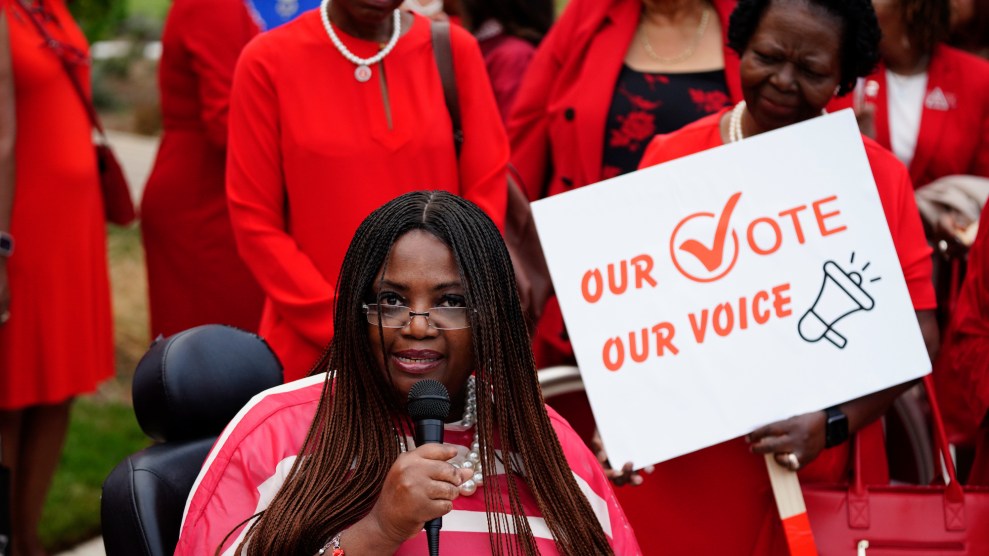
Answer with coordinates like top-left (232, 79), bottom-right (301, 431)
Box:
top-left (133, 325), bottom-right (283, 443)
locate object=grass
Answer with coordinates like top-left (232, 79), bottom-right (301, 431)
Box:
top-left (107, 224), bottom-right (151, 388)
top-left (38, 224), bottom-right (153, 551)
top-left (39, 398), bottom-right (149, 551)
top-left (126, 0), bottom-right (169, 21)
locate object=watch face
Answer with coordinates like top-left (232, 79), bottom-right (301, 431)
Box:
top-left (826, 408), bottom-right (849, 447)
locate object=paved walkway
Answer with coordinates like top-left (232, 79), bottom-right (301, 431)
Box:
top-left (106, 129), bottom-right (160, 205)
top-left (56, 536), bottom-right (105, 556)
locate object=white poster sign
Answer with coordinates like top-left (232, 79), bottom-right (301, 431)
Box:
top-left (531, 110), bottom-right (930, 469)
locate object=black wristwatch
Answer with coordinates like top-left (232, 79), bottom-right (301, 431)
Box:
top-left (824, 405), bottom-right (849, 448)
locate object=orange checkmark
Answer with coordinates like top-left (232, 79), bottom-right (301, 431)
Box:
top-left (679, 192), bottom-right (742, 272)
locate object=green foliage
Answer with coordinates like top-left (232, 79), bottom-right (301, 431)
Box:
top-left (126, 0), bottom-right (170, 21)
top-left (69, 0), bottom-right (128, 43)
top-left (39, 397), bottom-right (150, 551)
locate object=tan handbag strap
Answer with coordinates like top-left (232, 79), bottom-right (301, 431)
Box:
top-left (431, 20), bottom-right (463, 157)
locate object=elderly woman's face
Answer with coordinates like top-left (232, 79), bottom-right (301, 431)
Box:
top-left (739, 0), bottom-right (843, 132)
top-left (369, 230), bottom-right (475, 408)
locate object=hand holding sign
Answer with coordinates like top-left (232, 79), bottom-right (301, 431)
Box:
top-left (747, 411), bottom-right (827, 471)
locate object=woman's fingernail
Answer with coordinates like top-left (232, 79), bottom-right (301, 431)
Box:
top-left (644, 465), bottom-right (655, 474)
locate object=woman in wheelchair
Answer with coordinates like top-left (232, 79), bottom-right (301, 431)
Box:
top-left (174, 191), bottom-right (639, 555)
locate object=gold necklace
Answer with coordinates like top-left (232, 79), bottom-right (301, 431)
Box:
top-left (640, 7), bottom-right (711, 65)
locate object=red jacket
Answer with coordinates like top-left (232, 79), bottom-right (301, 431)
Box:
top-left (832, 44), bottom-right (989, 188)
top-left (507, 0), bottom-right (741, 202)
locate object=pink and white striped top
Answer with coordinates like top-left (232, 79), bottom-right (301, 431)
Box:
top-left (176, 374), bottom-right (641, 555)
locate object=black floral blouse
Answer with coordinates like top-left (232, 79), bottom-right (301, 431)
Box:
top-left (602, 66), bottom-right (731, 179)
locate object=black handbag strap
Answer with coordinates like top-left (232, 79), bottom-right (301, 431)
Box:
top-left (431, 20), bottom-right (463, 158)
top-left (15, 0), bottom-right (106, 140)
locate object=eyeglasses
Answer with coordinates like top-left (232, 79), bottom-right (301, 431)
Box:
top-left (363, 303), bottom-right (472, 330)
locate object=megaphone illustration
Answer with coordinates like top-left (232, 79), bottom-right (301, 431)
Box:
top-left (798, 260), bottom-right (875, 349)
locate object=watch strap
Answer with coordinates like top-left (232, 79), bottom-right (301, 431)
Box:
top-left (824, 405), bottom-right (849, 448)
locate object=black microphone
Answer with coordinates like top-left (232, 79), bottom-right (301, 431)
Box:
top-left (407, 380), bottom-right (451, 556)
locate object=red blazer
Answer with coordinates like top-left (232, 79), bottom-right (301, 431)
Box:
top-left (507, 0), bottom-right (741, 202)
top-left (832, 44), bottom-right (989, 188)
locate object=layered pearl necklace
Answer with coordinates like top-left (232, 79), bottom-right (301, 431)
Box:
top-left (320, 381), bottom-right (483, 556)
top-left (451, 374), bottom-right (484, 495)
top-left (320, 0), bottom-right (402, 82)
top-left (729, 100), bottom-right (747, 143)
top-left (397, 374), bottom-right (485, 495)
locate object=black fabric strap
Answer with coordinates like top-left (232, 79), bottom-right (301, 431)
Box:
top-left (14, 0), bottom-right (105, 139)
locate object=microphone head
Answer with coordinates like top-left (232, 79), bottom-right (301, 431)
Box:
top-left (407, 379), bottom-right (451, 421)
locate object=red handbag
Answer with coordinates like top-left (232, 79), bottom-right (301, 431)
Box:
top-left (93, 142), bottom-right (136, 226)
top-left (17, 0), bottom-right (136, 226)
top-left (804, 375), bottom-right (989, 554)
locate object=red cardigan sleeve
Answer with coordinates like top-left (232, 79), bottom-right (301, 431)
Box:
top-left (181, 0), bottom-right (259, 148)
top-left (226, 39), bottom-right (336, 348)
top-left (506, 0), bottom-right (582, 202)
top-left (451, 25), bottom-right (508, 230)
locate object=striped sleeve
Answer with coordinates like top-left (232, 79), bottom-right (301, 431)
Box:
top-left (175, 373), bottom-right (326, 555)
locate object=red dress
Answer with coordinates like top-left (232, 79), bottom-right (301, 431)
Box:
top-left (616, 111), bottom-right (937, 555)
top-left (0, 0), bottom-right (113, 409)
top-left (227, 12), bottom-right (509, 381)
top-left (140, 0), bottom-right (264, 339)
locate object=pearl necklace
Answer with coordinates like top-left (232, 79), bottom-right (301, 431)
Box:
top-left (729, 101), bottom-right (828, 143)
top-left (640, 7), bottom-right (711, 65)
top-left (451, 374), bottom-right (484, 495)
top-left (320, 0), bottom-right (402, 82)
top-left (729, 100), bottom-right (747, 143)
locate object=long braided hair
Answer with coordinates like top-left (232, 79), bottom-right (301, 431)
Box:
top-left (233, 191), bottom-right (612, 554)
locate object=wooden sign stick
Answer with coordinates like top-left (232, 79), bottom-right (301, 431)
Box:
top-left (765, 454), bottom-right (819, 556)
